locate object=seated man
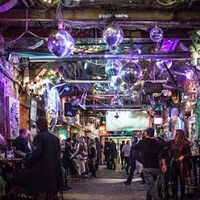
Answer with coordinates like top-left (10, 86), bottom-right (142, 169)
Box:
top-left (10, 118), bottom-right (64, 196)
top-left (13, 129), bottom-right (31, 158)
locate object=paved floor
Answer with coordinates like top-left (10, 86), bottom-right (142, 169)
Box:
top-left (63, 165), bottom-right (146, 200)
top-left (62, 165), bottom-right (200, 200)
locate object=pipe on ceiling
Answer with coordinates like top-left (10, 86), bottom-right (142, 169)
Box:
top-left (64, 80), bottom-right (111, 83)
top-left (24, 52), bottom-right (192, 62)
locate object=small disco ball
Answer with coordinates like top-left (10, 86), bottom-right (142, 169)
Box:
top-left (150, 26), bottom-right (163, 43)
top-left (105, 60), bottom-right (123, 77)
top-left (111, 95), bottom-right (123, 107)
top-left (120, 62), bottom-right (142, 84)
top-left (48, 29), bottom-right (75, 57)
top-left (155, 59), bottom-right (172, 70)
top-left (108, 75), bottom-right (125, 92)
top-left (102, 23), bottom-right (124, 49)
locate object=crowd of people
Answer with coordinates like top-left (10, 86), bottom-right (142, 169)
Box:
top-left (0, 123), bottom-right (196, 200)
top-left (119, 128), bottom-right (192, 200)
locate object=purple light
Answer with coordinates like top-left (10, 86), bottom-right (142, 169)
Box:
top-left (160, 39), bottom-right (179, 52)
top-left (185, 70), bottom-right (194, 80)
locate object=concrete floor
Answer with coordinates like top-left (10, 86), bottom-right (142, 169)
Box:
top-left (63, 165), bottom-right (146, 200)
top-left (62, 165), bottom-right (200, 200)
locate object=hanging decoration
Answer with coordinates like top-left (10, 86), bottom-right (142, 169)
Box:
top-left (105, 60), bottom-right (122, 77)
top-left (120, 62), bottom-right (142, 84)
top-left (47, 6), bottom-right (74, 57)
top-left (110, 93), bottom-right (123, 107)
top-left (48, 30), bottom-right (74, 58)
top-left (108, 75), bottom-right (125, 92)
top-left (102, 23), bottom-right (124, 51)
top-left (150, 26), bottom-right (163, 43)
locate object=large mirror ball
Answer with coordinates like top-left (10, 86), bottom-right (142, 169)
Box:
top-left (48, 29), bottom-right (75, 57)
top-left (102, 24), bottom-right (124, 48)
top-left (120, 62), bottom-right (142, 84)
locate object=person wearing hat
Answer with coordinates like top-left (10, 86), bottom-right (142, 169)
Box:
top-left (133, 127), bottom-right (167, 200)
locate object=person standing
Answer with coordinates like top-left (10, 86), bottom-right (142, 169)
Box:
top-left (133, 128), bottom-right (167, 200)
top-left (169, 129), bottom-right (191, 200)
top-left (120, 141), bottom-right (125, 170)
top-left (94, 137), bottom-right (103, 170)
top-left (104, 138), bottom-right (110, 168)
top-left (11, 117), bottom-right (64, 197)
top-left (109, 139), bottom-right (117, 170)
top-left (88, 139), bottom-right (97, 178)
top-left (62, 137), bottom-right (72, 190)
top-left (122, 140), bottom-right (131, 174)
top-left (124, 137), bottom-right (138, 185)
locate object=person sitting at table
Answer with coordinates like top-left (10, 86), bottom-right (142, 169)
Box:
top-left (10, 117), bottom-right (64, 197)
top-left (13, 129), bottom-right (32, 158)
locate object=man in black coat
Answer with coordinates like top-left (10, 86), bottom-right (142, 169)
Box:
top-left (11, 117), bottom-right (64, 196)
top-left (62, 137), bottom-right (72, 190)
top-left (133, 128), bottom-right (167, 200)
top-left (13, 128), bottom-right (31, 158)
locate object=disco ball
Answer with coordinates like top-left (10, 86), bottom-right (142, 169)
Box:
top-left (150, 26), bottom-right (163, 43)
top-left (102, 23), bottom-right (124, 49)
top-left (155, 59), bottom-right (172, 70)
top-left (48, 29), bottom-right (75, 57)
top-left (111, 95), bottom-right (123, 107)
top-left (108, 76), bottom-right (125, 92)
top-left (105, 60), bottom-right (123, 77)
top-left (120, 62), bottom-right (142, 84)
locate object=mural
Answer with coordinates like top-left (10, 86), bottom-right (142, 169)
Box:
top-left (7, 96), bottom-right (20, 139)
top-left (44, 83), bottom-right (62, 131)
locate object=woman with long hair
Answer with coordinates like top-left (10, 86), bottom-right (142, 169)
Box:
top-left (170, 129), bottom-right (191, 200)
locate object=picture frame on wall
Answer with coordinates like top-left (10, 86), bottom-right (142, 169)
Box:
top-left (6, 96), bottom-right (20, 139)
top-left (30, 98), bottom-right (37, 121)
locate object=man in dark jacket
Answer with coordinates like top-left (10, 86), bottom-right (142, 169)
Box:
top-left (62, 137), bottom-right (72, 190)
top-left (11, 117), bottom-right (64, 197)
top-left (13, 128), bottom-right (31, 158)
top-left (94, 137), bottom-right (103, 170)
top-left (133, 128), bottom-right (167, 200)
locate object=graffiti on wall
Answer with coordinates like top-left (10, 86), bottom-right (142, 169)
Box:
top-left (7, 96), bottom-right (20, 139)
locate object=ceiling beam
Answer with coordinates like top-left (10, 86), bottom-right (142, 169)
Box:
top-left (0, 8), bottom-right (200, 24)
top-left (25, 52), bottom-right (191, 62)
